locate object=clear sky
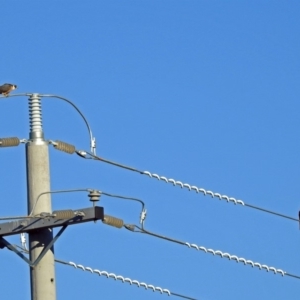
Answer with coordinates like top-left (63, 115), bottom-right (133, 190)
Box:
top-left (1, 1), bottom-right (300, 299)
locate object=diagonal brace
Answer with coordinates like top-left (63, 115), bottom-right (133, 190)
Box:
top-left (0, 225), bottom-right (67, 267)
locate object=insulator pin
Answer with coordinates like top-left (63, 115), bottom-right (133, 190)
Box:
top-left (103, 215), bottom-right (124, 228)
top-left (0, 137), bottom-right (20, 147)
top-left (53, 140), bottom-right (75, 154)
top-left (52, 210), bottom-right (75, 219)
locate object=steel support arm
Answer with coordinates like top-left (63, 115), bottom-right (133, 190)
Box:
top-left (0, 206), bottom-right (104, 237)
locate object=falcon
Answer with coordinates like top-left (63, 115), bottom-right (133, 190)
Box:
top-left (0, 83), bottom-right (17, 96)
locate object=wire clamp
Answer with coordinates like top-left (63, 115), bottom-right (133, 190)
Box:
top-left (140, 209), bottom-right (147, 224)
top-left (91, 137), bottom-right (96, 155)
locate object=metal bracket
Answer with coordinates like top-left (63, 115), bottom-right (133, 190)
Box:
top-left (0, 225), bottom-right (67, 267)
top-left (0, 206), bottom-right (104, 237)
top-left (0, 206), bottom-right (104, 267)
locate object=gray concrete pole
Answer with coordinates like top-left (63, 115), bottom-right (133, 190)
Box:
top-left (26, 94), bottom-right (56, 300)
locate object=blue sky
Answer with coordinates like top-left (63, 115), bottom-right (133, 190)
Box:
top-left (1, 1), bottom-right (300, 299)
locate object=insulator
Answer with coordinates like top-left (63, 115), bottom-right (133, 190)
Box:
top-left (29, 94), bottom-right (43, 133)
top-left (53, 140), bottom-right (75, 154)
top-left (0, 137), bottom-right (20, 147)
top-left (52, 209), bottom-right (75, 219)
top-left (88, 190), bottom-right (101, 202)
top-left (103, 215), bottom-right (124, 228)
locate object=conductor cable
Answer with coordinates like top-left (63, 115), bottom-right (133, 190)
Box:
top-left (79, 152), bottom-right (299, 224)
top-left (55, 259), bottom-right (197, 300)
top-left (124, 224), bottom-right (300, 280)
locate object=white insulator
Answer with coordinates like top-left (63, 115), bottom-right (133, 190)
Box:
top-left (29, 94), bottom-right (43, 133)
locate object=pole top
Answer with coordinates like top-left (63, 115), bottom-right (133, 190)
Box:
top-left (28, 94), bottom-right (44, 141)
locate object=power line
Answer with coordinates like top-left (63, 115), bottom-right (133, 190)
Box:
top-left (8, 136), bottom-right (297, 225)
top-left (80, 151), bottom-right (299, 224)
top-left (124, 224), bottom-right (300, 280)
top-left (2, 93), bottom-right (297, 298)
top-left (55, 259), bottom-right (198, 300)
top-left (82, 151), bottom-right (144, 173)
top-left (12, 245), bottom-right (196, 299)
top-left (101, 191), bottom-right (145, 209)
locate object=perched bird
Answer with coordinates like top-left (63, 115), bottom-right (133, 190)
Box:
top-left (0, 83), bottom-right (17, 96)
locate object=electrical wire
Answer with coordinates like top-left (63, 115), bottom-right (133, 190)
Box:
top-left (10, 243), bottom-right (197, 298)
top-left (124, 224), bottom-right (300, 280)
top-left (3, 243), bottom-right (197, 299)
top-left (40, 94), bottom-right (96, 154)
top-left (55, 259), bottom-right (198, 300)
top-left (101, 192), bottom-right (147, 226)
top-left (84, 151), bottom-right (143, 174)
top-left (101, 192), bottom-right (145, 209)
top-left (244, 203), bottom-right (298, 222)
top-left (0, 93), bottom-right (32, 99)
top-left (29, 189), bottom-right (91, 216)
top-left (81, 152), bottom-right (299, 224)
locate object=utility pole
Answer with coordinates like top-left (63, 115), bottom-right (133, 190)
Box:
top-left (26, 94), bottom-right (56, 300)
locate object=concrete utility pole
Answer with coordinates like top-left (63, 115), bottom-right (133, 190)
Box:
top-left (26, 94), bottom-right (56, 300)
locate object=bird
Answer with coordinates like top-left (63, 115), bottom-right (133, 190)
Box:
top-left (0, 83), bottom-right (17, 96)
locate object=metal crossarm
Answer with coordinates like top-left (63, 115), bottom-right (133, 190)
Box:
top-left (0, 207), bottom-right (104, 267)
top-left (0, 206), bottom-right (104, 237)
